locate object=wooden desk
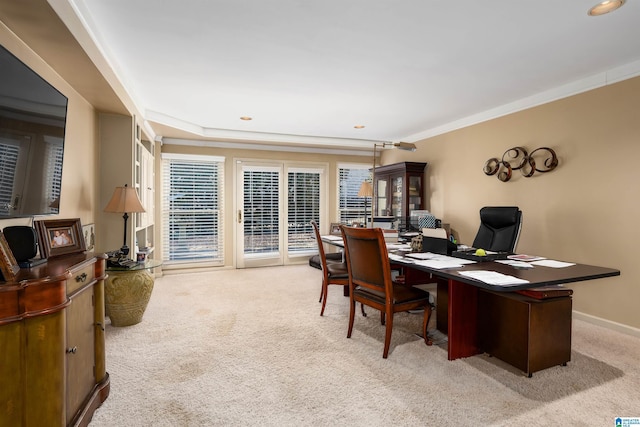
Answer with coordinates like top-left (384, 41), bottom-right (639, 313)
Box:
top-left (394, 257), bottom-right (620, 365)
top-left (322, 236), bottom-right (620, 372)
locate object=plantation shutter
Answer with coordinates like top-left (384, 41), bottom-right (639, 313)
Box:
top-left (161, 154), bottom-right (225, 264)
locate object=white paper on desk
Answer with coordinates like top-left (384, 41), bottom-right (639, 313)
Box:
top-left (495, 260), bottom-right (534, 268)
top-left (406, 252), bottom-right (440, 260)
top-left (407, 252), bottom-right (476, 266)
top-left (414, 259), bottom-right (465, 269)
top-left (459, 270), bottom-right (530, 286)
top-left (386, 243), bottom-right (411, 250)
top-left (531, 259), bottom-right (576, 268)
top-left (321, 235), bottom-right (343, 241)
top-left (389, 254), bottom-right (410, 263)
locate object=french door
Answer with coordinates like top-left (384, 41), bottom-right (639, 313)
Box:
top-left (235, 160), bottom-right (326, 268)
top-left (236, 162), bottom-right (283, 268)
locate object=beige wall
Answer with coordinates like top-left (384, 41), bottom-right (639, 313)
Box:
top-left (0, 23), bottom-right (99, 239)
top-left (388, 76), bottom-right (638, 330)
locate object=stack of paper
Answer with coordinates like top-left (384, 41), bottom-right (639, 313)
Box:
top-left (458, 270), bottom-right (530, 286)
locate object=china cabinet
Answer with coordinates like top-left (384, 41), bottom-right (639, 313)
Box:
top-left (373, 162), bottom-right (427, 227)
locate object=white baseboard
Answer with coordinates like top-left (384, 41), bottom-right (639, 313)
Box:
top-left (573, 310), bottom-right (640, 339)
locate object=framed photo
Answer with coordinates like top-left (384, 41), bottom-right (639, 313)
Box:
top-left (330, 223), bottom-right (342, 235)
top-left (82, 223), bottom-right (96, 252)
top-left (35, 218), bottom-right (86, 259)
top-left (0, 231), bottom-right (20, 282)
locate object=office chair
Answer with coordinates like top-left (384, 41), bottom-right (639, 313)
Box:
top-left (341, 226), bottom-right (432, 358)
top-left (472, 206), bottom-right (522, 253)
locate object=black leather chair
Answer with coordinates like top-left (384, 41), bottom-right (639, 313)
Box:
top-left (472, 206), bottom-right (522, 253)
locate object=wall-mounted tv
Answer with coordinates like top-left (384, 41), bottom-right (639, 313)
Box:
top-left (0, 43), bottom-right (67, 219)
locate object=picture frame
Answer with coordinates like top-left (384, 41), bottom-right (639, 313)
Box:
top-left (82, 223), bottom-right (96, 252)
top-left (0, 231), bottom-right (20, 282)
top-left (330, 223), bottom-right (342, 235)
top-left (35, 218), bottom-right (86, 259)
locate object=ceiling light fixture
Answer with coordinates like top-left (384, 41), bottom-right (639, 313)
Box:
top-left (354, 125), bottom-right (365, 129)
top-left (240, 116), bottom-right (252, 121)
top-left (588, 0), bottom-right (625, 16)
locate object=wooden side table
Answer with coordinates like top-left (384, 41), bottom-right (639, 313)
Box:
top-left (105, 259), bottom-right (162, 327)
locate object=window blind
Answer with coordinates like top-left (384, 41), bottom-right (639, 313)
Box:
top-left (243, 169), bottom-right (279, 255)
top-left (287, 169), bottom-right (320, 254)
top-left (161, 155), bottom-right (225, 264)
top-left (338, 164), bottom-right (371, 225)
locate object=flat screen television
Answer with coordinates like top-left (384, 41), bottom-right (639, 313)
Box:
top-left (0, 43), bottom-right (67, 218)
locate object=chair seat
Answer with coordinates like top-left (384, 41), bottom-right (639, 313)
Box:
top-left (308, 252), bottom-right (343, 270)
top-left (326, 262), bottom-right (349, 279)
top-left (354, 285), bottom-right (430, 305)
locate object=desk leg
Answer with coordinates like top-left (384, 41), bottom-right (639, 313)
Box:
top-left (447, 279), bottom-right (480, 360)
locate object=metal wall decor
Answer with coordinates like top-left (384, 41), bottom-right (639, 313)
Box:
top-left (484, 146), bottom-right (558, 182)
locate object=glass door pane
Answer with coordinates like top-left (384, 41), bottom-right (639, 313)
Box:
top-left (237, 163), bottom-right (284, 268)
top-left (408, 175), bottom-right (422, 212)
top-left (376, 179), bottom-right (387, 216)
top-left (391, 176), bottom-right (403, 217)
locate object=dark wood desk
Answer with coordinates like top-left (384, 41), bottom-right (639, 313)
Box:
top-left (322, 236), bottom-right (620, 372)
top-left (395, 258), bottom-right (619, 364)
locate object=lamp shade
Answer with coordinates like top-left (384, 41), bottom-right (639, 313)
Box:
top-left (357, 181), bottom-right (373, 197)
top-left (104, 184), bottom-right (145, 213)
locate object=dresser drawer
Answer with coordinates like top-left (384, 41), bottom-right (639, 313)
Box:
top-left (66, 262), bottom-right (96, 295)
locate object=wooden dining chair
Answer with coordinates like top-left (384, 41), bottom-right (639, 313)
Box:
top-left (310, 220), bottom-right (349, 316)
top-left (341, 225), bottom-right (432, 358)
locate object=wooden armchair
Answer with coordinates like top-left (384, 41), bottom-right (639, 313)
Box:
top-left (341, 226), bottom-right (432, 358)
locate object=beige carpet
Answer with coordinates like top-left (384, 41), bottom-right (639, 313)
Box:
top-left (90, 265), bottom-right (640, 426)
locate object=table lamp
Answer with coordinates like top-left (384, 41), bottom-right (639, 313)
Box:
top-left (104, 184), bottom-right (145, 256)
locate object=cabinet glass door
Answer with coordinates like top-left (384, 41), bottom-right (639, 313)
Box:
top-left (408, 176), bottom-right (422, 212)
top-left (391, 176), bottom-right (403, 217)
top-left (376, 179), bottom-right (387, 216)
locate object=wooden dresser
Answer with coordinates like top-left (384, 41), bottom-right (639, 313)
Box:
top-left (0, 253), bottom-right (110, 426)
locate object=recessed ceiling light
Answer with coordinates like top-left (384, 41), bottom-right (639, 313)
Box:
top-left (354, 125), bottom-right (365, 129)
top-left (240, 116), bottom-right (252, 121)
top-left (588, 0), bottom-right (625, 16)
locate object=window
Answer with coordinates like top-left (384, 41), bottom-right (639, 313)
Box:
top-left (287, 168), bottom-right (321, 254)
top-left (161, 154), bottom-right (224, 264)
top-left (338, 164), bottom-right (371, 225)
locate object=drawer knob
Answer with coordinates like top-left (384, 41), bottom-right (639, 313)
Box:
top-left (75, 273), bottom-right (87, 283)
top-left (66, 346), bottom-right (77, 354)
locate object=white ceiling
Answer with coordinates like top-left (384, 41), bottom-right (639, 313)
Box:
top-left (54, 0), bottom-right (640, 149)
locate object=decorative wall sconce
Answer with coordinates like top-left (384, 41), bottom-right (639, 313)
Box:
top-left (484, 147), bottom-right (558, 182)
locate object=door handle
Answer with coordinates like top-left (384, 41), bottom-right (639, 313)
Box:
top-left (238, 210), bottom-right (242, 223)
